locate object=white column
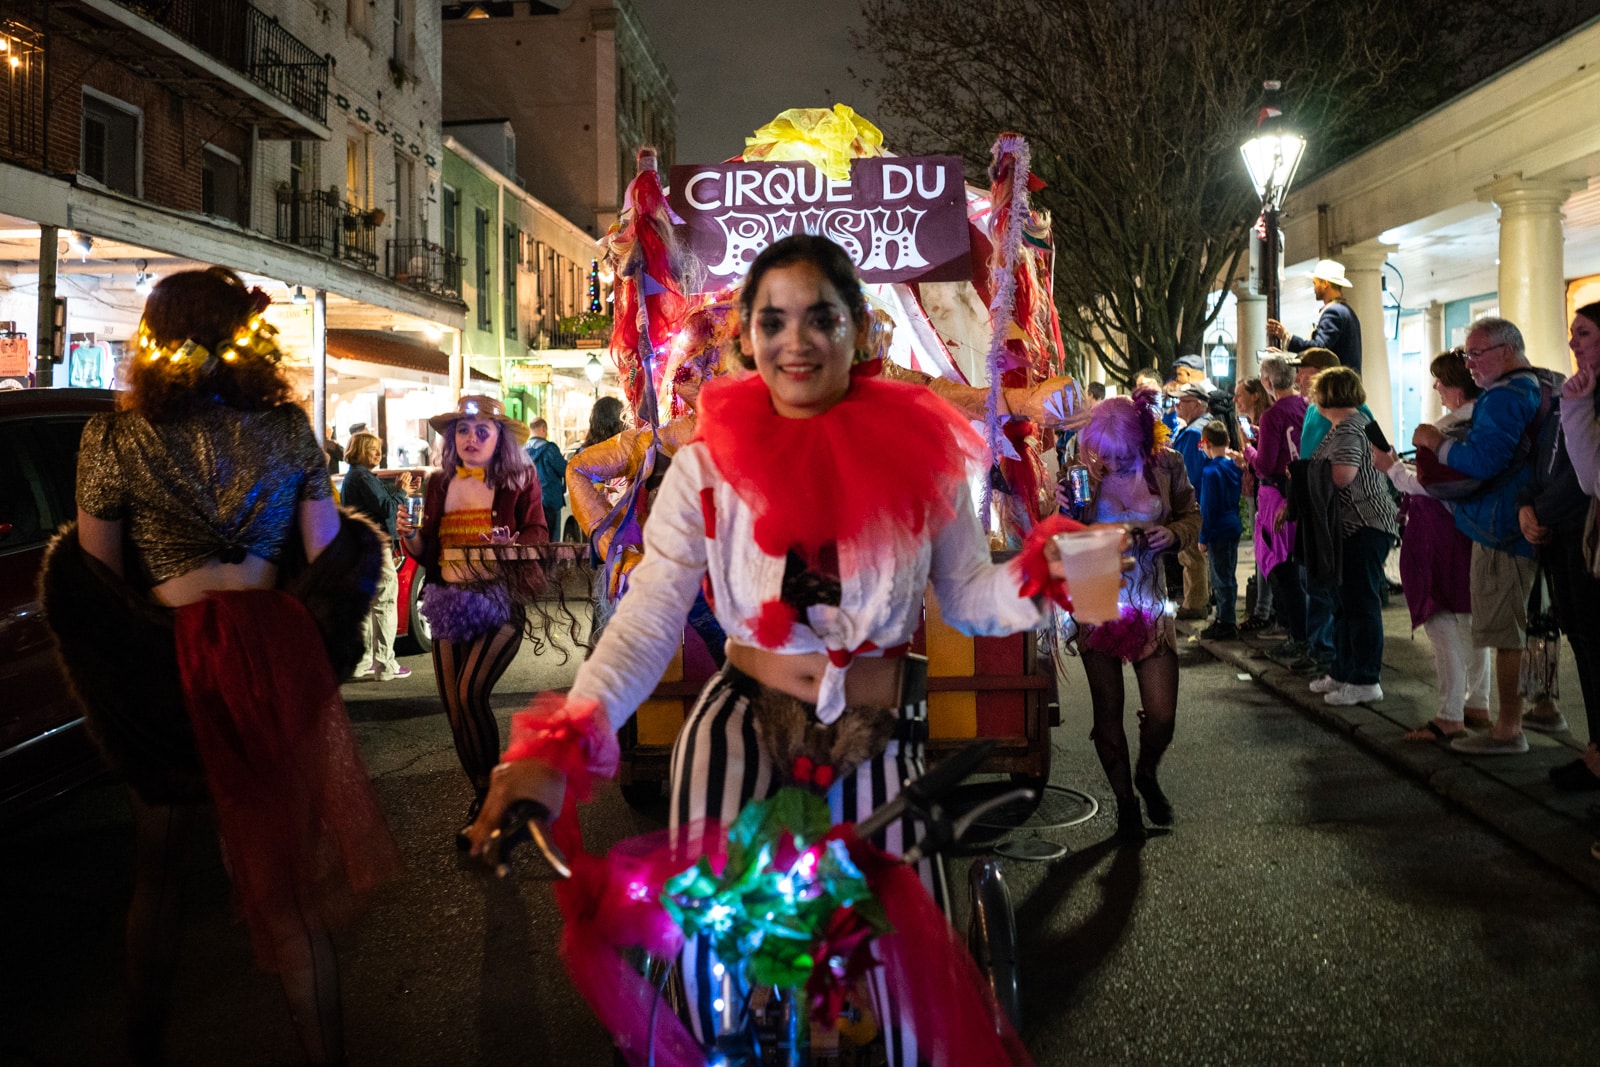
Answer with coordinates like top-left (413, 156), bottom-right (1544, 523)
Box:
top-left (1421, 301), bottom-right (1445, 424)
top-left (1478, 174), bottom-right (1584, 373)
top-left (1341, 242), bottom-right (1398, 442)
top-left (1235, 283), bottom-right (1266, 383)
top-left (312, 288), bottom-right (328, 447)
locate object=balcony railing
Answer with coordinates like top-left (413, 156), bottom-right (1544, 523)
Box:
top-left (387, 239), bottom-right (464, 301)
top-left (0, 11), bottom-right (46, 169)
top-left (276, 190), bottom-right (379, 272)
top-left (118, 0), bottom-right (328, 124)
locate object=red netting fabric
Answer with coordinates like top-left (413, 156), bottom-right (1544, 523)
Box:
top-left (173, 589), bottom-right (402, 971)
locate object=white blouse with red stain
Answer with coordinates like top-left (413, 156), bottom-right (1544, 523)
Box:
top-left (568, 441), bottom-right (1045, 732)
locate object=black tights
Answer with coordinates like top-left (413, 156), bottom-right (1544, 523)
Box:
top-left (126, 796), bottom-right (344, 1065)
top-left (431, 617), bottom-right (523, 795)
top-left (1080, 646), bottom-right (1179, 799)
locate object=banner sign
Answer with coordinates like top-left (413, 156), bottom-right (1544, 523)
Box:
top-left (668, 156), bottom-right (971, 292)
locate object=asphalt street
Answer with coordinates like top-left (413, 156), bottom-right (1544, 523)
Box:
top-left (4, 633), bottom-right (1600, 1066)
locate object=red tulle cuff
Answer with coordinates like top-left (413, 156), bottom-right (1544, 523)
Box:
top-left (502, 694), bottom-right (620, 802)
top-left (1015, 513), bottom-right (1083, 609)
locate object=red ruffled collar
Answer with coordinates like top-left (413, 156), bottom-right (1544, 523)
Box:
top-left (694, 372), bottom-right (985, 562)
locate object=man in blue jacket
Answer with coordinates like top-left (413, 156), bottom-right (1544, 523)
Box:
top-left (1412, 317), bottom-right (1542, 756)
top-left (524, 417), bottom-right (568, 541)
top-left (1197, 421), bottom-right (1243, 639)
top-left (1172, 384), bottom-right (1214, 619)
top-left (1267, 259), bottom-right (1363, 375)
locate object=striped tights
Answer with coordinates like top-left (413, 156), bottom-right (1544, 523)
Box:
top-left (431, 614), bottom-right (523, 794)
top-left (668, 667), bottom-right (946, 1067)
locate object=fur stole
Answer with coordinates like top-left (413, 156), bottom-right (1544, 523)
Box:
top-left (39, 510), bottom-right (384, 803)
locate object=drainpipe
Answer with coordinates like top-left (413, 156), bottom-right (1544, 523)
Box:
top-left (312, 287), bottom-right (328, 448)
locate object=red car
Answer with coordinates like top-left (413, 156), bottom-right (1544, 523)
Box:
top-left (0, 387), bottom-right (117, 820)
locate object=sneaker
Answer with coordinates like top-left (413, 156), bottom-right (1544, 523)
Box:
top-left (1324, 682), bottom-right (1383, 706)
top-left (354, 663), bottom-right (376, 678)
top-left (1256, 624), bottom-right (1290, 640)
top-left (1238, 616), bottom-right (1274, 633)
top-left (1522, 711), bottom-right (1570, 734)
top-left (1449, 731), bottom-right (1528, 755)
top-left (378, 666), bottom-right (412, 681)
top-left (1199, 623), bottom-right (1239, 640)
top-left (1308, 674), bottom-right (1342, 694)
top-left (1290, 655), bottom-right (1332, 675)
top-left (1271, 638), bottom-right (1306, 658)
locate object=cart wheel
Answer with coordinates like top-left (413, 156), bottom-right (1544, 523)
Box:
top-left (401, 571), bottom-right (433, 654)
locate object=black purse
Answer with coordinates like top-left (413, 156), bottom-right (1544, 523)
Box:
top-left (1519, 559), bottom-right (1561, 702)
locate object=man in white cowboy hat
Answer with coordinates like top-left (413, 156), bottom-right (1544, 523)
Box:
top-left (1266, 258), bottom-right (1363, 376)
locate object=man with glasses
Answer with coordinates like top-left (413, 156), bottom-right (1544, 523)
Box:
top-left (1412, 317), bottom-right (1544, 755)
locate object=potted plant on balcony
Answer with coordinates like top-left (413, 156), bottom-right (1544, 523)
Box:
top-left (557, 311), bottom-right (613, 348)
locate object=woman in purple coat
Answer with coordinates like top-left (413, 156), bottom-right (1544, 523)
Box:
top-left (1373, 349), bottom-right (1490, 739)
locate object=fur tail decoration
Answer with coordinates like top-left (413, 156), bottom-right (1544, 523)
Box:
top-left (604, 147), bottom-right (692, 426)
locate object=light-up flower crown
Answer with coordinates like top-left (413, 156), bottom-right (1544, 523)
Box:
top-left (135, 313), bottom-right (283, 376)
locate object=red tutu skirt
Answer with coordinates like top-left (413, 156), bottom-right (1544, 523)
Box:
top-left (174, 589), bottom-right (402, 971)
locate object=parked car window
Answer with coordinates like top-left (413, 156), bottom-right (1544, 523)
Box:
top-left (0, 423), bottom-right (51, 552)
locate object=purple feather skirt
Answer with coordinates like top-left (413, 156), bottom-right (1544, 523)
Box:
top-left (419, 582), bottom-right (513, 643)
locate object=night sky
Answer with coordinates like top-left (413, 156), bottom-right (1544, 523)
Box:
top-left (628, 0), bottom-right (893, 165)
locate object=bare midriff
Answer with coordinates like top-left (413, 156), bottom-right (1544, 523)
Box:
top-left (151, 554), bottom-right (279, 607)
top-left (725, 641), bottom-right (903, 708)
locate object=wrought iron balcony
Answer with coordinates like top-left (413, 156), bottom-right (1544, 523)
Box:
top-left (49, 0), bottom-right (329, 137)
top-left (276, 190), bottom-right (380, 272)
top-left (387, 239), bottom-right (465, 301)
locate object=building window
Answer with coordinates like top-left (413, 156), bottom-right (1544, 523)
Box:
top-left (80, 91), bottom-right (140, 196)
top-left (347, 0), bottom-right (370, 38)
top-left (442, 185), bottom-right (459, 256)
top-left (202, 146), bottom-right (245, 225)
top-left (392, 0), bottom-right (412, 63)
top-left (503, 225), bottom-right (518, 340)
top-left (345, 137), bottom-right (367, 207)
top-left (474, 206), bottom-right (491, 330)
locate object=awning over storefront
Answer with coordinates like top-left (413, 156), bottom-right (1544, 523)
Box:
top-left (326, 329), bottom-right (495, 382)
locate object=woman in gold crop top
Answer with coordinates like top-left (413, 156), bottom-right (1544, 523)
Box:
top-left (48, 267), bottom-right (399, 1065)
top-left (399, 395), bottom-right (548, 847)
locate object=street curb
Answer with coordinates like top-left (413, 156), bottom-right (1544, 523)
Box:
top-left (1179, 622), bottom-right (1600, 898)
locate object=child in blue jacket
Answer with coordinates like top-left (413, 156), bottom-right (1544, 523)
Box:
top-left (1198, 420), bottom-right (1243, 639)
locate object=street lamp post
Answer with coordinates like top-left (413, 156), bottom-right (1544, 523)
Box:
top-left (584, 353), bottom-right (604, 399)
top-left (1240, 80), bottom-right (1306, 326)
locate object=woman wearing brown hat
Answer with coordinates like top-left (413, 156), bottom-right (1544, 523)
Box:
top-left (400, 394), bottom-right (548, 844)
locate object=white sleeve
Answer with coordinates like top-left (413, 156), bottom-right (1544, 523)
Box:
top-left (1384, 461), bottom-right (1426, 497)
top-left (1561, 398), bottom-right (1600, 497)
top-left (567, 451), bottom-right (709, 734)
top-left (927, 477), bottom-right (1045, 636)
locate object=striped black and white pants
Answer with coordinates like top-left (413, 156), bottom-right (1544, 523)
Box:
top-left (668, 665), bottom-right (947, 1067)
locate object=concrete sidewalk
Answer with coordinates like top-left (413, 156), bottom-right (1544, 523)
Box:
top-left (1182, 580), bottom-right (1600, 896)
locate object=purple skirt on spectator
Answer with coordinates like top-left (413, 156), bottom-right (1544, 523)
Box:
top-left (1398, 494), bottom-right (1473, 628)
top-left (1255, 485), bottom-right (1296, 577)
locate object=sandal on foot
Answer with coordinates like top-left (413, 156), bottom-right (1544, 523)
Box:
top-left (1404, 720), bottom-right (1466, 743)
top-left (1463, 708), bottom-right (1492, 729)
top-left (1450, 731), bottom-right (1528, 755)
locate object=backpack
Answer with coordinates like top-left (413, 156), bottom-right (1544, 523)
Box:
top-left (1416, 367), bottom-right (1561, 501)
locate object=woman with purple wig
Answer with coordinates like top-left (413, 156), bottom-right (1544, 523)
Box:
top-left (1068, 388), bottom-right (1200, 841)
top-left (400, 395), bottom-right (548, 846)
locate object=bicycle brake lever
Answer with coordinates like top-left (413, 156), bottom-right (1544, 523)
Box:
top-left (485, 799), bottom-right (572, 880)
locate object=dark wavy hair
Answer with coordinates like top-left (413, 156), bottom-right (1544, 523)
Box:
top-left (122, 268), bottom-right (292, 421)
top-left (580, 396), bottom-right (627, 450)
top-left (736, 234), bottom-right (868, 370)
top-left (1576, 301), bottom-right (1600, 332)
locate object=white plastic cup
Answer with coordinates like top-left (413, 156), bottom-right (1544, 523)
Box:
top-left (1053, 526), bottom-right (1124, 624)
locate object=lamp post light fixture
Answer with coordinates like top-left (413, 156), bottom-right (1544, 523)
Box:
top-left (1240, 80), bottom-right (1306, 325)
top-left (1209, 337), bottom-right (1232, 382)
top-left (584, 353), bottom-right (604, 397)
top-left (292, 285), bottom-right (308, 306)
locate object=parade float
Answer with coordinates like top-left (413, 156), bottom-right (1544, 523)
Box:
top-left (590, 106), bottom-right (1080, 800)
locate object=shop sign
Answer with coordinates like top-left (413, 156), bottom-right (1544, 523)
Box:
top-left (668, 156), bottom-right (970, 291)
top-left (505, 362), bottom-right (553, 388)
top-left (0, 336), bottom-right (29, 381)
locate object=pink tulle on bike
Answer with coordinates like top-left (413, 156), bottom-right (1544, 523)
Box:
top-left (830, 827), bottom-right (1034, 1067)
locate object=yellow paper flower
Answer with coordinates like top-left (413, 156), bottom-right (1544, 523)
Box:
top-left (743, 104), bottom-right (885, 182)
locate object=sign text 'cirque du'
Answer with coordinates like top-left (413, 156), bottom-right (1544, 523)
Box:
top-left (667, 156), bottom-right (970, 292)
